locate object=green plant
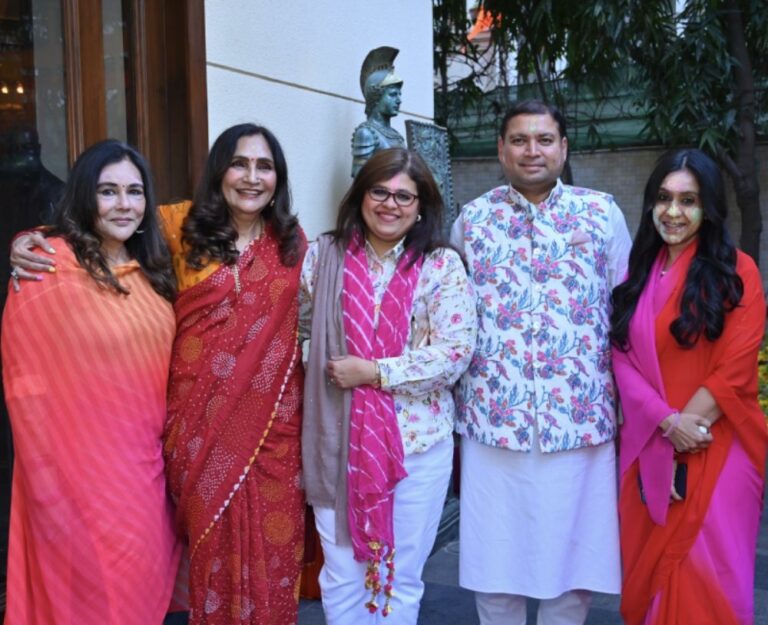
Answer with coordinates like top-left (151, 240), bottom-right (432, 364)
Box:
top-left (758, 337), bottom-right (768, 417)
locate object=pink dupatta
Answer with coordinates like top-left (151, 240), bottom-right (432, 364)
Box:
top-left (342, 232), bottom-right (423, 614)
top-left (612, 243), bottom-right (696, 525)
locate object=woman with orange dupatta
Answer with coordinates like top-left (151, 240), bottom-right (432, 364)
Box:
top-left (610, 148), bottom-right (767, 625)
top-left (8, 124), bottom-right (306, 624)
top-left (2, 140), bottom-right (181, 624)
top-left (160, 124), bottom-right (306, 625)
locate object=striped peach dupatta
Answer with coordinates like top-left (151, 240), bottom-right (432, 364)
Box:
top-left (1, 238), bottom-right (181, 625)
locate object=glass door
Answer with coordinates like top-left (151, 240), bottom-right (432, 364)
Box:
top-left (0, 1), bottom-right (206, 613)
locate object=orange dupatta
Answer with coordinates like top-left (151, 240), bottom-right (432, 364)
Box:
top-left (2, 238), bottom-right (180, 625)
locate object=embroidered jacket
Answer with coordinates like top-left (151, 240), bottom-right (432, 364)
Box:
top-left (451, 181), bottom-right (631, 452)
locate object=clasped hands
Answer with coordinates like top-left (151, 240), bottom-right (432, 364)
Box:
top-left (660, 411), bottom-right (712, 454)
top-left (326, 355), bottom-right (377, 390)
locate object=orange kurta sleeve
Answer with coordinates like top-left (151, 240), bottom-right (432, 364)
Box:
top-left (157, 200), bottom-right (222, 291)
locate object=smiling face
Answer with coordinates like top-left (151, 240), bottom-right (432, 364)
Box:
top-left (361, 171), bottom-right (419, 256)
top-left (652, 168), bottom-right (703, 260)
top-left (93, 158), bottom-right (146, 259)
top-left (221, 133), bottom-right (276, 226)
top-left (498, 112), bottom-right (568, 204)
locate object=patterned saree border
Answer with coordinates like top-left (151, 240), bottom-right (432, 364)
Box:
top-left (189, 331), bottom-right (302, 557)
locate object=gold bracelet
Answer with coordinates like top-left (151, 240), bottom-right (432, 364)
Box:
top-left (373, 360), bottom-right (381, 388)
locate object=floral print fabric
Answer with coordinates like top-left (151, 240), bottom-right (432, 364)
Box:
top-left (300, 237), bottom-right (476, 454)
top-left (451, 181), bottom-right (631, 453)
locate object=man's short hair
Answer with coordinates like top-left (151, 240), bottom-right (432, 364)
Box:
top-left (499, 100), bottom-right (567, 141)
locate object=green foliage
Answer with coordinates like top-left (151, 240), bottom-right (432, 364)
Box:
top-left (436, 0), bottom-right (767, 260)
top-left (433, 0), bottom-right (496, 141)
top-left (437, 0), bottom-right (768, 154)
top-left (760, 337), bottom-right (768, 418)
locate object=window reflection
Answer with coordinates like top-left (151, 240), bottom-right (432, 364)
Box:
top-left (102, 0), bottom-right (128, 142)
top-left (1, 3), bottom-right (68, 609)
top-left (0, 0), bottom-right (67, 257)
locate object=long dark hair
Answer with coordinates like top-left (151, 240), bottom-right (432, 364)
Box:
top-left (610, 148), bottom-right (743, 349)
top-left (182, 123), bottom-right (302, 268)
top-left (50, 139), bottom-right (175, 300)
top-left (330, 148), bottom-right (449, 266)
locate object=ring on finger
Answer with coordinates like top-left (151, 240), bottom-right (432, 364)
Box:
top-left (10, 267), bottom-right (20, 280)
top-left (697, 424), bottom-right (710, 435)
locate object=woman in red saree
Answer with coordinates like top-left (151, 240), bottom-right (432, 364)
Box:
top-left (2, 140), bottom-right (180, 624)
top-left (610, 148), bottom-right (767, 625)
top-left (160, 124), bottom-right (306, 625)
top-left (8, 125), bottom-right (306, 625)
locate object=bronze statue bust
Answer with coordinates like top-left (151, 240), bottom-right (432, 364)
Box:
top-left (351, 47), bottom-right (406, 177)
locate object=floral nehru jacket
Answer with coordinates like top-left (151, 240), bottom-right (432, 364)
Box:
top-left (451, 181), bottom-right (631, 453)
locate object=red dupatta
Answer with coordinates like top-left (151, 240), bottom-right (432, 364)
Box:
top-left (163, 226), bottom-right (305, 622)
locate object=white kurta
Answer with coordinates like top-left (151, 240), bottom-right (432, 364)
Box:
top-left (459, 433), bottom-right (621, 598)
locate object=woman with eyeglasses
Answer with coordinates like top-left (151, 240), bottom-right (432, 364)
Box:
top-left (299, 148), bottom-right (476, 624)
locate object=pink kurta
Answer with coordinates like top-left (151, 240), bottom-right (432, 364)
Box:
top-left (2, 238), bottom-right (182, 625)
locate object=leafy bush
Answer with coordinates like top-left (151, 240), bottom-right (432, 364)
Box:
top-left (759, 339), bottom-right (768, 417)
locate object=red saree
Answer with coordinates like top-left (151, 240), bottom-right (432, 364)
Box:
top-left (615, 248), bottom-right (767, 625)
top-left (2, 238), bottom-right (181, 625)
top-left (162, 223), bottom-right (306, 625)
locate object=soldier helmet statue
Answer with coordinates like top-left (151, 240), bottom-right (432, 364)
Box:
top-left (360, 46), bottom-right (403, 115)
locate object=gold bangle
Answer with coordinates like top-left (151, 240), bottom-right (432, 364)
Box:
top-left (373, 360), bottom-right (381, 388)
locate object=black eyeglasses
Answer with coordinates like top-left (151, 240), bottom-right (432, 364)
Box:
top-left (367, 186), bottom-right (419, 208)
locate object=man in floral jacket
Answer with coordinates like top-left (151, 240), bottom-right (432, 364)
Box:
top-left (450, 100), bottom-right (632, 625)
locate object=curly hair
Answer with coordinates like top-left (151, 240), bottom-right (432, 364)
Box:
top-left (49, 139), bottom-right (175, 301)
top-left (182, 124), bottom-right (303, 268)
top-left (610, 148), bottom-right (743, 350)
top-left (330, 148), bottom-right (452, 267)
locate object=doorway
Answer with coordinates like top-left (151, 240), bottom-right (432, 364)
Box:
top-left (0, 0), bottom-right (207, 613)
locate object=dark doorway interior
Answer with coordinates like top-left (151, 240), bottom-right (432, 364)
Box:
top-left (0, 1), bottom-right (207, 616)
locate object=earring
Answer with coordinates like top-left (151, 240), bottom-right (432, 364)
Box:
top-left (269, 198), bottom-right (275, 208)
top-left (416, 214), bottom-right (422, 222)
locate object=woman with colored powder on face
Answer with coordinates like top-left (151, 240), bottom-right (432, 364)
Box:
top-left (610, 148), bottom-right (767, 625)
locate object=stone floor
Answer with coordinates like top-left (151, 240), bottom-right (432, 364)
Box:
top-left (298, 484), bottom-right (768, 625)
top-left (1, 470), bottom-right (765, 624)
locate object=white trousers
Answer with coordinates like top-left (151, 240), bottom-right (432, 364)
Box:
top-left (314, 437), bottom-right (453, 625)
top-left (476, 590), bottom-right (592, 625)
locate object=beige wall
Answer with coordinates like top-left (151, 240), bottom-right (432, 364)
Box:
top-left (453, 146), bottom-right (768, 290)
top-left (204, 1), bottom-right (434, 239)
